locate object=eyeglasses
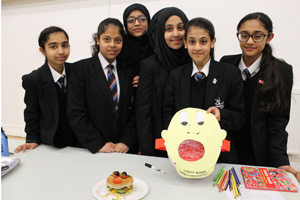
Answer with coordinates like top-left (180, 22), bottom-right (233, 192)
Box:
top-left (126, 16), bottom-right (147, 24)
top-left (237, 32), bottom-right (271, 43)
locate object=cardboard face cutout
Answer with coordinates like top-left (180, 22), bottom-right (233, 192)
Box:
top-left (162, 108), bottom-right (226, 178)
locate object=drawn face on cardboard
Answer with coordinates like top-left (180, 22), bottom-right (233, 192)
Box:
top-left (162, 108), bottom-right (226, 178)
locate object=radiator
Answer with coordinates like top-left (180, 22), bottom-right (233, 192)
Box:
top-left (287, 89), bottom-right (300, 155)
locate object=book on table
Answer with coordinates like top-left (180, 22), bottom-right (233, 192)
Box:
top-left (241, 167), bottom-right (298, 192)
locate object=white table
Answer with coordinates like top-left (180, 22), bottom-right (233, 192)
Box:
top-left (2, 139), bottom-right (300, 200)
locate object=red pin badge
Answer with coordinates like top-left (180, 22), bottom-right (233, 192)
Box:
top-left (258, 80), bottom-right (264, 85)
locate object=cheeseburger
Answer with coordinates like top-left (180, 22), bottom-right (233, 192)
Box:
top-left (106, 171), bottom-right (134, 196)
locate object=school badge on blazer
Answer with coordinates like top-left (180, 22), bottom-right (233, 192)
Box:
top-left (215, 97), bottom-right (224, 109)
top-left (212, 78), bottom-right (217, 84)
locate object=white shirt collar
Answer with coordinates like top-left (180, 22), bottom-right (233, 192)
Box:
top-left (191, 58), bottom-right (211, 77)
top-left (239, 54), bottom-right (262, 81)
top-left (48, 64), bottom-right (66, 83)
top-left (98, 52), bottom-right (117, 70)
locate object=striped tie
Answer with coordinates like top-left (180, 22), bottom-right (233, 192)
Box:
top-left (57, 75), bottom-right (66, 93)
top-left (244, 68), bottom-right (251, 79)
top-left (107, 64), bottom-right (118, 112)
top-left (195, 71), bottom-right (206, 81)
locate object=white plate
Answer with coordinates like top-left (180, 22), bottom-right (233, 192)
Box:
top-left (92, 177), bottom-right (149, 200)
top-left (1, 156), bottom-right (21, 176)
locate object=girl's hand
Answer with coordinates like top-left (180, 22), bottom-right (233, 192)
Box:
top-left (206, 106), bottom-right (221, 121)
top-left (14, 143), bottom-right (39, 153)
top-left (132, 76), bottom-right (139, 88)
top-left (278, 165), bottom-right (299, 181)
top-left (98, 142), bottom-right (116, 153)
top-left (114, 143), bottom-right (129, 153)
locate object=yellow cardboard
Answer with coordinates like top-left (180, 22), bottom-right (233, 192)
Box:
top-left (162, 108), bottom-right (226, 178)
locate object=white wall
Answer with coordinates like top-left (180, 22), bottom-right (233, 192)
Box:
top-left (2, 0), bottom-right (300, 137)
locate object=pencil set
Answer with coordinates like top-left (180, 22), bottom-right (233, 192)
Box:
top-left (213, 166), bottom-right (241, 198)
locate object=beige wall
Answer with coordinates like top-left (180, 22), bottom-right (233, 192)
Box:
top-left (2, 0), bottom-right (300, 137)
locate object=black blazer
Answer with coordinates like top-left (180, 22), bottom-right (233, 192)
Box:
top-left (136, 55), bottom-right (170, 156)
top-left (220, 54), bottom-right (293, 167)
top-left (67, 55), bottom-right (137, 154)
top-left (163, 60), bottom-right (246, 163)
top-left (22, 62), bottom-right (72, 145)
top-left (163, 60), bottom-right (245, 131)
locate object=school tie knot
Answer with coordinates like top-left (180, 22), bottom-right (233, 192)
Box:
top-left (57, 75), bottom-right (66, 93)
top-left (195, 71), bottom-right (206, 81)
top-left (107, 64), bottom-right (114, 71)
top-left (107, 64), bottom-right (118, 112)
top-left (243, 68), bottom-right (251, 79)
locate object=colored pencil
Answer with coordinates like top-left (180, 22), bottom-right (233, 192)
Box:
top-left (211, 167), bottom-right (241, 199)
top-left (225, 170), bottom-right (230, 191)
top-left (221, 171), bottom-right (229, 191)
top-left (235, 177), bottom-right (241, 196)
top-left (232, 173), bottom-right (238, 198)
top-left (217, 170), bottom-right (226, 186)
top-left (228, 170), bottom-right (232, 191)
top-left (214, 166), bottom-right (225, 181)
top-left (236, 183), bottom-right (241, 196)
top-left (232, 167), bottom-right (241, 186)
top-left (219, 171), bottom-right (228, 191)
top-left (214, 167), bottom-right (225, 185)
top-left (213, 168), bottom-right (225, 186)
top-left (213, 169), bottom-right (223, 186)
top-left (232, 174), bottom-right (236, 198)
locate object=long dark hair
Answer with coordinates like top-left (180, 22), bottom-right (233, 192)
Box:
top-left (92, 18), bottom-right (125, 56)
top-left (38, 26), bottom-right (69, 50)
top-left (92, 18), bottom-right (130, 70)
top-left (237, 12), bottom-right (289, 112)
top-left (185, 17), bottom-right (215, 60)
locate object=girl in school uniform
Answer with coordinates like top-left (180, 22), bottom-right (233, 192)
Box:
top-left (122, 3), bottom-right (153, 87)
top-left (136, 7), bottom-right (190, 156)
top-left (15, 26), bottom-right (81, 153)
top-left (67, 18), bottom-right (137, 154)
top-left (163, 17), bottom-right (245, 163)
top-left (220, 12), bottom-right (297, 177)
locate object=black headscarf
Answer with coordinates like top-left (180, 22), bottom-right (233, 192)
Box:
top-left (123, 3), bottom-right (153, 75)
top-left (149, 7), bottom-right (190, 71)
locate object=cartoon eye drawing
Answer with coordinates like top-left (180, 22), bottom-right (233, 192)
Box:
top-left (196, 111), bottom-right (205, 125)
top-left (180, 111), bottom-right (188, 126)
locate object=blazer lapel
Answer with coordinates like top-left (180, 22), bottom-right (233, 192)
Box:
top-left (117, 66), bottom-right (129, 112)
top-left (65, 63), bottom-right (71, 80)
top-left (231, 55), bottom-right (242, 67)
top-left (41, 64), bottom-right (58, 118)
top-left (181, 63), bottom-right (193, 108)
top-left (65, 63), bottom-right (71, 91)
top-left (205, 60), bottom-right (221, 109)
top-left (251, 73), bottom-right (264, 126)
top-left (90, 56), bottom-right (115, 112)
top-left (154, 65), bottom-right (168, 114)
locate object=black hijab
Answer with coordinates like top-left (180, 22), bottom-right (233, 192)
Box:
top-left (123, 3), bottom-right (153, 75)
top-left (149, 7), bottom-right (190, 71)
